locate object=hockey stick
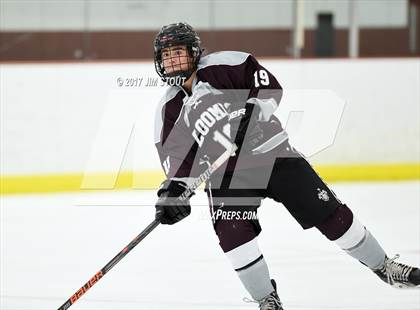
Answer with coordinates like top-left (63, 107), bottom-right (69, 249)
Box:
top-left (57, 143), bottom-right (237, 310)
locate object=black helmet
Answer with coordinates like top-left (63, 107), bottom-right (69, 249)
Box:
top-left (154, 22), bottom-right (202, 83)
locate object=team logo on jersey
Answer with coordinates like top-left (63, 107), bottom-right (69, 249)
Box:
top-left (192, 99), bottom-right (202, 109)
top-left (317, 188), bottom-right (330, 202)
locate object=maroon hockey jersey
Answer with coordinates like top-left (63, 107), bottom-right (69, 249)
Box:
top-left (154, 51), bottom-right (287, 185)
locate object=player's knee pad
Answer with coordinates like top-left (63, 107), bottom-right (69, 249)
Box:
top-left (215, 219), bottom-right (257, 252)
top-left (316, 204), bottom-right (354, 241)
top-left (215, 219), bottom-right (261, 270)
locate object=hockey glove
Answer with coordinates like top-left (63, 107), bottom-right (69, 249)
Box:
top-left (155, 179), bottom-right (192, 225)
top-left (229, 103), bottom-right (264, 153)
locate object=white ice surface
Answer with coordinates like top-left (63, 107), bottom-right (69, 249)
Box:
top-left (1, 181), bottom-right (419, 310)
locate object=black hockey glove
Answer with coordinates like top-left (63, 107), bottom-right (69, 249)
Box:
top-left (155, 179), bottom-right (192, 225)
top-left (229, 103), bottom-right (264, 153)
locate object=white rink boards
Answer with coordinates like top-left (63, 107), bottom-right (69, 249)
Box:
top-left (1, 181), bottom-right (419, 310)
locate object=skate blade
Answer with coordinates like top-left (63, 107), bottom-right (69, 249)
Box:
top-left (390, 282), bottom-right (420, 289)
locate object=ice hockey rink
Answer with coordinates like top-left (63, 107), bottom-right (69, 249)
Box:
top-left (2, 50), bottom-right (419, 310)
top-left (1, 181), bottom-right (419, 310)
top-left (2, 0), bottom-right (420, 309)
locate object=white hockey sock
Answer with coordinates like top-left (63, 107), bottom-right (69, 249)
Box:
top-left (237, 256), bottom-right (274, 301)
top-left (225, 238), bottom-right (274, 301)
top-left (335, 217), bottom-right (386, 269)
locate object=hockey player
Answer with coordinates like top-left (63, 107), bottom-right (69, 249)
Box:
top-left (152, 22), bottom-right (420, 309)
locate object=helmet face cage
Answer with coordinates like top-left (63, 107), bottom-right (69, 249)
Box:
top-left (154, 22), bottom-right (202, 84)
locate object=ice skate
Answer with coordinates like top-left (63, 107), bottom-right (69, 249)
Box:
top-left (373, 254), bottom-right (420, 288)
top-left (244, 279), bottom-right (284, 310)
